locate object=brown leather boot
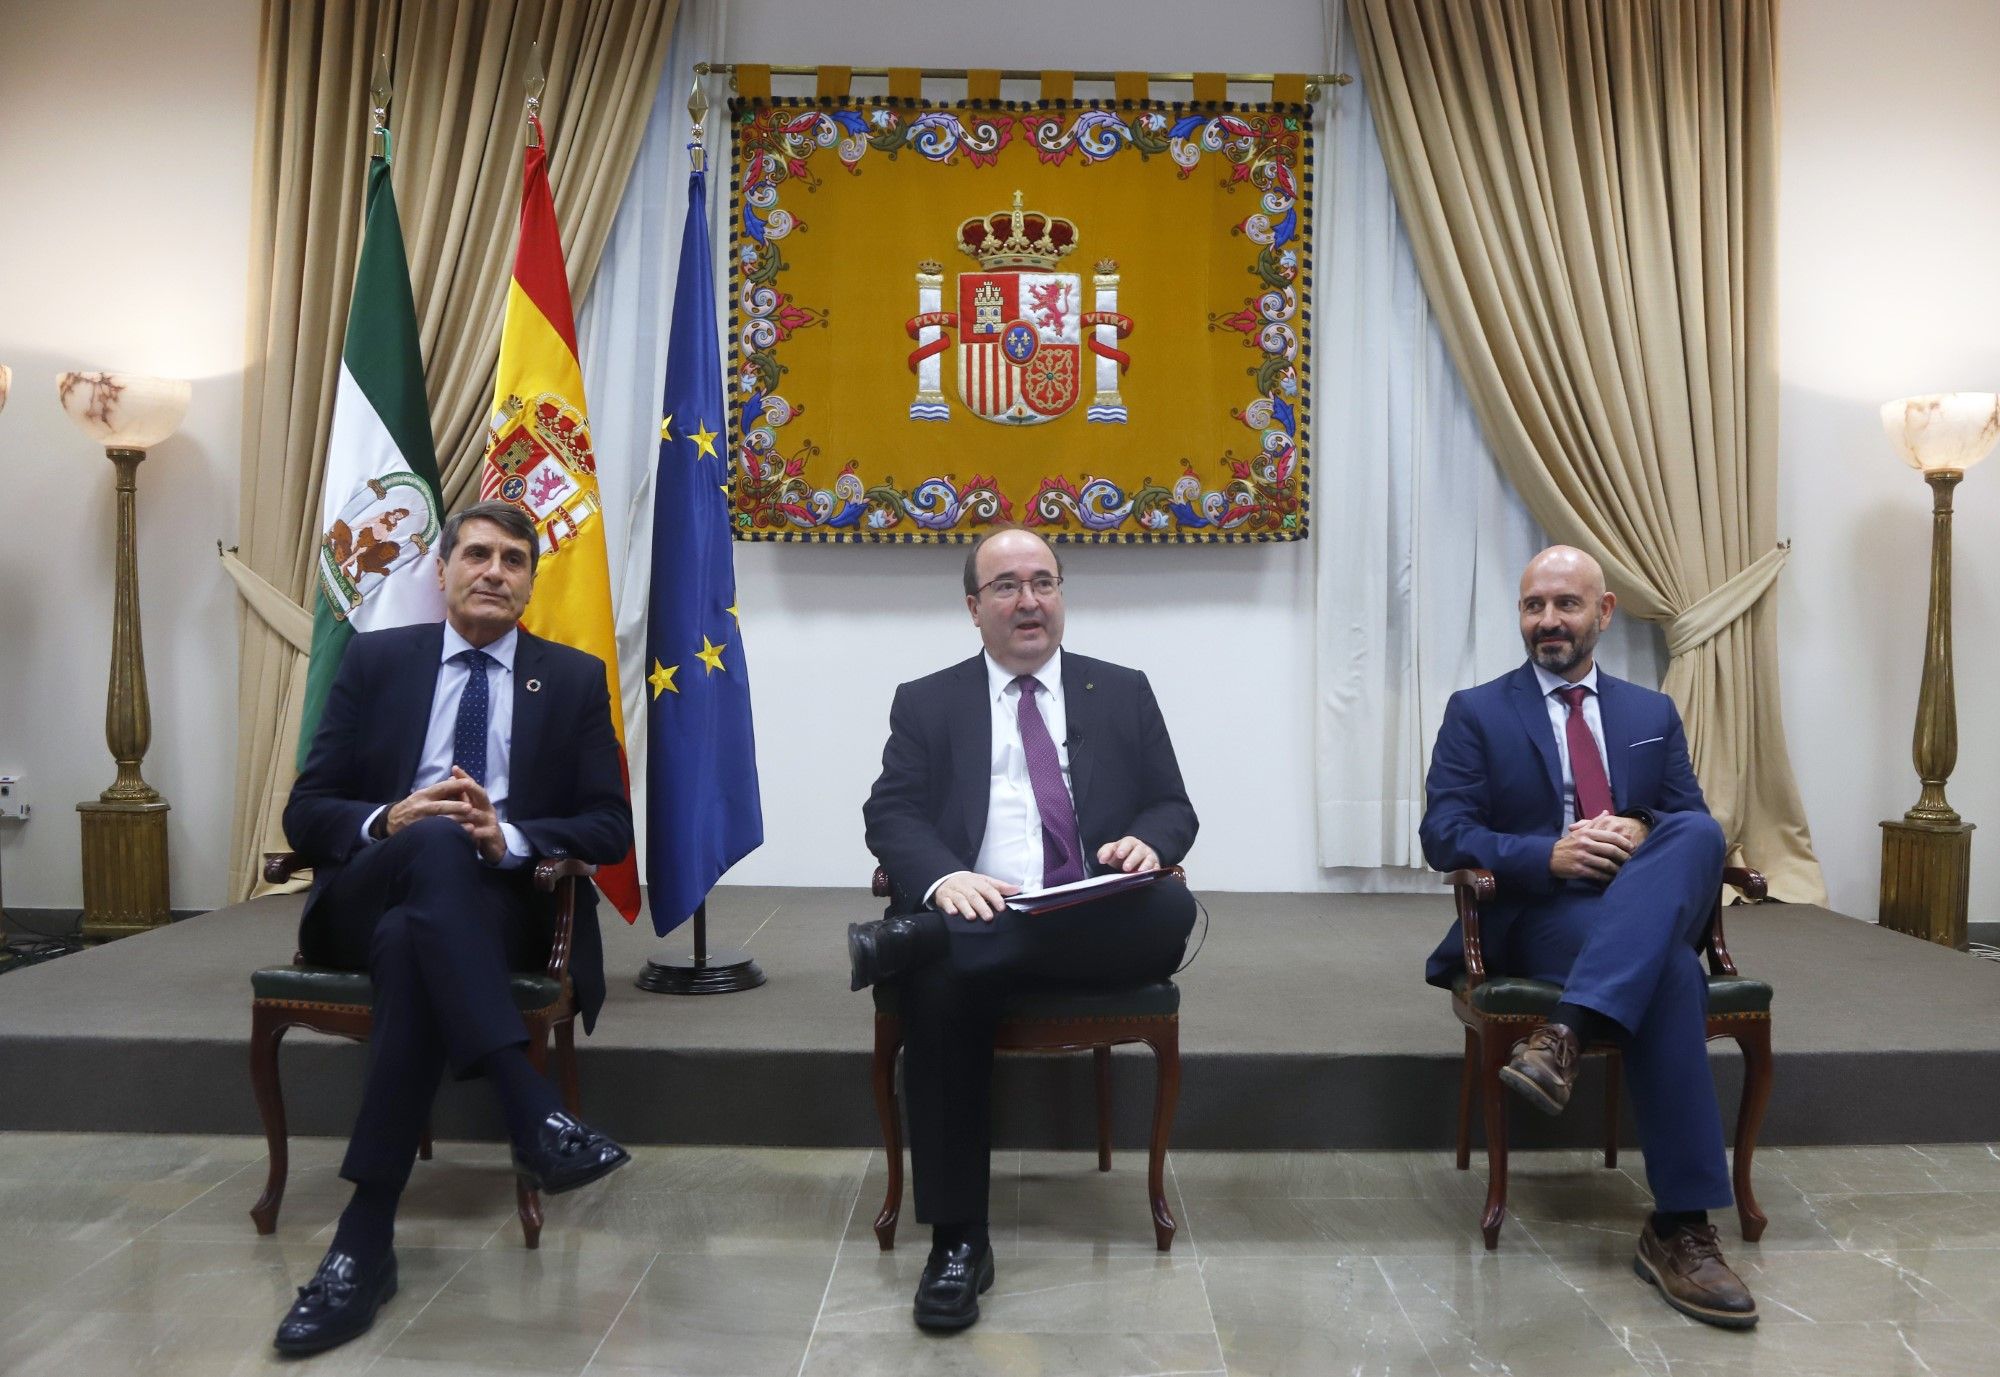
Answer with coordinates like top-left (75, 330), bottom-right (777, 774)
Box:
top-left (1498, 1022), bottom-right (1579, 1115)
top-left (1634, 1219), bottom-right (1759, 1328)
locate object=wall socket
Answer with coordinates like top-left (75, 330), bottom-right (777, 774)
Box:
top-left (0, 775), bottom-right (29, 822)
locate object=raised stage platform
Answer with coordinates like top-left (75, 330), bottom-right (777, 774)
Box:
top-left (4, 888), bottom-right (1999, 1150)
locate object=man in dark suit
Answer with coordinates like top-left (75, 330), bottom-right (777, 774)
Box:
top-left (1421, 544), bottom-right (1756, 1329)
top-left (272, 501), bottom-right (633, 1356)
top-left (852, 527), bottom-right (1198, 1332)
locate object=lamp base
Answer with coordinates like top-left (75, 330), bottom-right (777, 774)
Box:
top-left (1879, 816), bottom-right (1973, 950)
top-left (635, 947), bottom-right (766, 995)
top-left (78, 799), bottom-right (171, 942)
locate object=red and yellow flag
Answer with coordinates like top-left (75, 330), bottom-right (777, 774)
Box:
top-left (482, 118), bottom-right (640, 921)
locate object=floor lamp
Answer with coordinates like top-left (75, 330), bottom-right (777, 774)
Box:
top-left (1878, 392), bottom-right (2000, 949)
top-left (58, 370), bottom-right (190, 942)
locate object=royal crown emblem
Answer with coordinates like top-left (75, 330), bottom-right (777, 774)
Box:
top-left (904, 191), bottom-right (1134, 427)
top-left (481, 392), bottom-right (603, 554)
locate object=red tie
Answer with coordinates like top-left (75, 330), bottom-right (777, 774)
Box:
top-left (1556, 685), bottom-right (1613, 821)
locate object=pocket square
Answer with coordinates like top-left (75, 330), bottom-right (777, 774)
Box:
top-left (1628, 735), bottom-right (1665, 747)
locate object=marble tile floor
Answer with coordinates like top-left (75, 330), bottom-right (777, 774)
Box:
top-left (2, 1133), bottom-right (1999, 1376)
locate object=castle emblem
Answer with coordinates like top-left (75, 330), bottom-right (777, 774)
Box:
top-left (481, 392), bottom-right (602, 555)
top-left (905, 191), bottom-right (1134, 426)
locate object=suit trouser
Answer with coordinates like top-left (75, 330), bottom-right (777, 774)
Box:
top-left (299, 817), bottom-right (550, 1189)
top-left (895, 880), bottom-right (1199, 1226)
top-left (1506, 811), bottom-right (1733, 1212)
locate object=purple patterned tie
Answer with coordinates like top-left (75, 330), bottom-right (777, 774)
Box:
top-left (1015, 676), bottom-right (1085, 886)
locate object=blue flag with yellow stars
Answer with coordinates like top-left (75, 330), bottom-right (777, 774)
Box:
top-left (644, 162), bottom-right (763, 936)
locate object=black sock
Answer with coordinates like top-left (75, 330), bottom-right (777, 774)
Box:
top-left (481, 1045), bottom-right (564, 1148)
top-left (1651, 1209), bottom-right (1709, 1237)
top-left (1550, 1001), bottom-right (1618, 1046)
top-left (330, 1180), bottom-right (399, 1264)
top-left (930, 1220), bottom-right (990, 1256)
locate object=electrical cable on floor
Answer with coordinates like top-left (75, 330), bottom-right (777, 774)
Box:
top-left (1969, 941), bottom-right (2000, 964)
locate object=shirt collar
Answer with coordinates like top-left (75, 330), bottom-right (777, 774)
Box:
top-left (1531, 659), bottom-right (1598, 699)
top-left (442, 623), bottom-right (519, 673)
top-left (985, 646), bottom-right (1062, 703)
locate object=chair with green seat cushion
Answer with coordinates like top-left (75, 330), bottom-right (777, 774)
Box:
top-left (1447, 864), bottom-right (1775, 1250)
top-left (866, 868), bottom-right (1185, 1253)
top-left (247, 851), bottom-right (594, 1249)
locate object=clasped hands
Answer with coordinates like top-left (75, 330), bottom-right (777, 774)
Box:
top-left (933, 835), bottom-right (1160, 921)
top-left (382, 767), bottom-right (507, 864)
top-left (1549, 811), bottom-right (1650, 883)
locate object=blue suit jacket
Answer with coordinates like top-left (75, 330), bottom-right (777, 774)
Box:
top-left (1418, 661), bottom-right (1707, 986)
top-left (284, 623), bottom-right (634, 1031)
top-left (862, 651), bottom-right (1198, 916)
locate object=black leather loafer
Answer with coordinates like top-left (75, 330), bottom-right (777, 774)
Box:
top-left (913, 1240), bottom-right (995, 1331)
top-left (511, 1111), bottom-right (631, 1195)
top-left (273, 1248), bottom-right (397, 1356)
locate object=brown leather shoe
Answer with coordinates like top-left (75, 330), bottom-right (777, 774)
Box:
top-left (1634, 1220), bottom-right (1759, 1329)
top-left (1498, 1023), bottom-right (1579, 1115)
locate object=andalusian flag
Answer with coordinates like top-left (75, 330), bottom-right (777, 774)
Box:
top-left (481, 118), bottom-right (641, 921)
top-left (299, 151), bottom-right (444, 767)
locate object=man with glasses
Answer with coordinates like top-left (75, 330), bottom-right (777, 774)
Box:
top-left (853, 526), bottom-right (1199, 1333)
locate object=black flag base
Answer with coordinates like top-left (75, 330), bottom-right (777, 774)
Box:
top-left (635, 946), bottom-right (765, 995)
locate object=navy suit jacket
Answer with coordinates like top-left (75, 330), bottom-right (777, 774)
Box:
top-left (1418, 661), bottom-right (1707, 986)
top-left (862, 651), bottom-right (1198, 915)
top-left (284, 623), bottom-right (634, 1031)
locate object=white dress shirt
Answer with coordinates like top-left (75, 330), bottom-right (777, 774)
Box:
top-left (1532, 660), bottom-right (1610, 830)
top-left (360, 624), bottom-right (530, 866)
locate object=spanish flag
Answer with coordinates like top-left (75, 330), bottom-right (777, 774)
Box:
top-left (482, 116), bottom-right (640, 921)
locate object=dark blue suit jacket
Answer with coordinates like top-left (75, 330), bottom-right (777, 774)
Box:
top-left (862, 651), bottom-right (1198, 915)
top-left (1418, 661), bottom-right (1707, 986)
top-left (284, 622), bottom-right (634, 1031)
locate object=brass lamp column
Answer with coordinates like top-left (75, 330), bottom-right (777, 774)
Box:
top-left (58, 371), bottom-right (190, 942)
top-left (1878, 393), bottom-right (2000, 949)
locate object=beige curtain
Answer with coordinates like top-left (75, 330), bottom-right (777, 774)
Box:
top-left (230, 0), bottom-right (675, 901)
top-left (1348, 0), bottom-right (1824, 903)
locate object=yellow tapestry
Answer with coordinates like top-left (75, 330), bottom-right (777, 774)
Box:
top-left (728, 97), bottom-right (1315, 543)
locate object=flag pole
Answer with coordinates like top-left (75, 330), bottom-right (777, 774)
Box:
top-left (637, 72), bottom-right (764, 997)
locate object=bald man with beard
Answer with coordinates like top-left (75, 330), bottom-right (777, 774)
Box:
top-left (1419, 546), bottom-right (1758, 1330)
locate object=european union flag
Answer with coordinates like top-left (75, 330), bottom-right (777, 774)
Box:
top-left (644, 162), bottom-right (763, 936)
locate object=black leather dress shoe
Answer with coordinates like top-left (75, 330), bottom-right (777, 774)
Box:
top-left (272, 1248), bottom-right (397, 1356)
top-left (511, 1111), bottom-right (631, 1195)
top-left (847, 915), bottom-right (944, 991)
top-left (912, 1241), bottom-right (994, 1331)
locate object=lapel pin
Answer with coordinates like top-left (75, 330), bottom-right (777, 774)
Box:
top-left (525, 678), bottom-right (542, 693)
top-left (1086, 682), bottom-right (1095, 690)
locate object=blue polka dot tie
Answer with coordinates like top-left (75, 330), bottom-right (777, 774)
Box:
top-left (452, 650), bottom-right (493, 786)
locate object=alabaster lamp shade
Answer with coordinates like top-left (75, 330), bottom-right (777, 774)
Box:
top-left (1880, 393), bottom-right (2000, 474)
top-left (56, 371), bottom-right (190, 451)
top-left (0, 363), bottom-right (13, 413)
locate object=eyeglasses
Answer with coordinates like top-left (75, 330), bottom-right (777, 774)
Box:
top-left (975, 573), bottom-right (1064, 601)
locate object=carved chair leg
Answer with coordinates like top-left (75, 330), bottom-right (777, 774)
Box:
top-left (554, 1015), bottom-right (582, 1117)
top-left (1146, 1022), bottom-right (1182, 1252)
top-left (871, 1016), bottom-right (905, 1251)
top-left (1094, 1044), bottom-right (1113, 1172)
top-left (248, 1005), bottom-right (289, 1235)
top-left (1456, 1025), bottom-right (1477, 1171)
top-left (1478, 1021), bottom-right (1514, 1250)
top-left (1732, 1020), bottom-right (1774, 1243)
top-left (516, 1179), bottom-right (543, 1250)
top-left (1602, 1050), bottom-right (1621, 1169)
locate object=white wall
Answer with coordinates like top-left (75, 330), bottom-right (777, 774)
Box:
top-left (0, 0), bottom-right (258, 912)
top-left (5, 0), bottom-right (1998, 918)
top-left (1775, 0), bottom-right (2000, 919)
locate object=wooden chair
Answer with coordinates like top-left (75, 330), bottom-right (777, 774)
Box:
top-left (1447, 864), bottom-right (1774, 1250)
top-left (248, 851), bottom-right (592, 1249)
top-left (867, 867), bottom-right (1184, 1252)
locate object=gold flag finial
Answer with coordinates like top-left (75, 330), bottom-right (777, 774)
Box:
top-left (525, 41), bottom-right (546, 147)
top-left (687, 75), bottom-right (709, 172)
top-left (369, 53), bottom-right (391, 157)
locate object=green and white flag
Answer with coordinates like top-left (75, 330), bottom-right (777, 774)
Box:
top-left (298, 152), bottom-right (445, 766)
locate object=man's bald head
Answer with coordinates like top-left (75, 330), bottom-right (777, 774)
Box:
top-left (1518, 545), bottom-right (1615, 681)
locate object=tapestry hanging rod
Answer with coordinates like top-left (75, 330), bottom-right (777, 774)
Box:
top-left (693, 62), bottom-right (1350, 100)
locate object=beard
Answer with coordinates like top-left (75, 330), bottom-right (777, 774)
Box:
top-left (1527, 629), bottom-right (1593, 674)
